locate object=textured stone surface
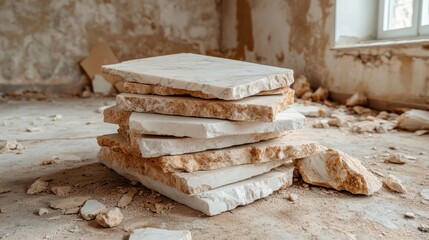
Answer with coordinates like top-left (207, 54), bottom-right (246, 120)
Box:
top-left (129, 228), bottom-right (192, 240)
top-left (96, 208), bottom-right (123, 228)
top-left (101, 155), bottom-right (294, 216)
top-left (103, 106), bottom-right (132, 126)
top-left (297, 146), bottom-right (382, 195)
top-left (26, 179), bottom-right (49, 195)
top-left (103, 53), bottom-right (294, 100)
top-left (116, 90), bottom-right (295, 122)
top-left (0, 1), bottom-right (220, 92)
top-left (97, 133), bottom-right (319, 173)
top-left (126, 108), bottom-right (304, 138)
top-left (99, 147), bottom-right (289, 195)
top-left (80, 200), bottom-right (107, 220)
top-left (396, 109), bottom-right (429, 131)
top-left (123, 81), bottom-right (290, 100)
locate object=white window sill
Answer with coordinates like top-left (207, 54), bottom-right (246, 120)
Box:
top-left (332, 37), bottom-right (429, 50)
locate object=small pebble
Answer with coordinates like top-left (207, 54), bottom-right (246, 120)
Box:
top-left (286, 193), bottom-right (299, 202)
top-left (418, 224), bottom-right (429, 232)
top-left (38, 208), bottom-right (50, 216)
top-left (404, 212), bottom-right (415, 219)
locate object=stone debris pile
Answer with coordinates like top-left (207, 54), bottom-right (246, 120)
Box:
top-left (98, 53), bottom-right (380, 216)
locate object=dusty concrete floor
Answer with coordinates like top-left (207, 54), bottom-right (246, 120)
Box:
top-left (0, 98), bottom-right (428, 240)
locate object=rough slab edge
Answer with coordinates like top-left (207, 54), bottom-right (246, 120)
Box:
top-left (102, 53), bottom-right (294, 100)
top-left (123, 81), bottom-right (290, 100)
top-left (98, 147), bottom-right (289, 195)
top-left (99, 154), bottom-right (294, 216)
top-left (115, 90), bottom-right (295, 122)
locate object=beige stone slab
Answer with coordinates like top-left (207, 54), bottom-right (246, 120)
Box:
top-left (102, 53), bottom-right (294, 100)
top-left (99, 148), bottom-right (294, 216)
top-left (98, 147), bottom-right (289, 195)
top-left (123, 82), bottom-right (290, 100)
top-left (100, 130), bottom-right (286, 157)
top-left (103, 106), bottom-right (131, 126)
top-left (96, 132), bottom-right (319, 173)
top-left (116, 90), bottom-right (294, 122)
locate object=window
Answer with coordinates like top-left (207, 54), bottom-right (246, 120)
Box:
top-left (378, 0), bottom-right (429, 39)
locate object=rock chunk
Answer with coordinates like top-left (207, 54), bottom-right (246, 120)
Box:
top-left (311, 87), bottom-right (329, 102)
top-left (129, 228), bottom-right (192, 240)
top-left (38, 208), bottom-right (50, 216)
top-left (0, 140), bottom-right (24, 154)
top-left (418, 224), bottom-right (429, 232)
top-left (96, 208), bottom-right (124, 228)
top-left (50, 186), bottom-right (73, 196)
top-left (27, 179), bottom-right (49, 195)
top-left (117, 189), bottom-right (138, 208)
top-left (291, 75), bottom-right (311, 98)
top-left (50, 197), bottom-right (89, 212)
top-left (383, 174), bottom-right (407, 193)
top-left (345, 92), bottom-right (368, 107)
top-left (297, 147), bottom-right (382, 195)
top-left (385, 153), bottom-right (407, 164)
top-left (80, 200), bottom-right (107, 220)
top-left (396, 109), bottom-right (429, 131)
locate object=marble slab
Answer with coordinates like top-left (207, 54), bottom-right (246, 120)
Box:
top-left (116, 90), bottom-right (294, 122)
top-left (123, 82), bottom-right (290, 100)
top-left (128, 108), bottom-right (304, 138)
top-left (99, 147), bottom-right (289, 195)
top-left (99, 131), bottom-right (285, 157)
top-left (102, 53), bottom-right (294, 100)
top-left (99, 150), bottom-right (294, 216)
top-left (97, 133), bottom-right (319, 173)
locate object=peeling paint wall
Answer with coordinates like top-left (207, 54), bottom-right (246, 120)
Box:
top-left (221, 0), bottom-right (429, 109)
top-left (0, 0), bottom-right (220, 94)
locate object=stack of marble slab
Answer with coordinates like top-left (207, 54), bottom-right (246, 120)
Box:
top-left (97, 53), bottom-right (319, 216)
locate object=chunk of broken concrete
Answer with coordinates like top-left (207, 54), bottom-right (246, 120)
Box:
top-left (396, 109), bottom-right (429, 131)
top-left (297, 147), bottom-right (382, 195)
top-left (99, 147), bottom-right (290, 195)
top-left (383, 174), bottom-right (407, 193)
top-left (124, 107), bottom-right (305, 138)
top-left (116, 90), bottom-right (295, 122)
top-left (102, 53), bottom-right (294, 100)
top-left (384, 153), bottom-right (407, 164)
top-left (27, 179), bottom-right (49, 195)
top-left (129, 228), bottom-right (192, 240)
top-left (345, 92), bottom-right (368, 107)
top-left (123, 81), bottom-right (289, 100)
top-left (101, 158), bottom-right (294, 216)
top-left (117, 189), bottom-right (138, 208)
top-left (96, 207), bottom-right (123, 228)
top-left (80, 200), bottom-right (107, 220)
top-left (38, 208), bottom-right (50, 216)
top-left (97, 132), bottom-right (319, 173)
top-left (50, 186), bottom-right (72, 196)
top-left (50, 197), bottom-right (89, 212)
top-left (291, 75), bottom-right (311, 98)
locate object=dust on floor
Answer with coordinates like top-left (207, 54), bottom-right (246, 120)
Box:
top-left (0, 98), bottom-right (428, 240)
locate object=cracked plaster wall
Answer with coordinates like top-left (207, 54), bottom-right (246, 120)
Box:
top-left (221, 0), bottom-right (429, 109)
top-left (0, 0), bottom-right (220, 94)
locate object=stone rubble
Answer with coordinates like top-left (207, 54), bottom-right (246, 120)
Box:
top-left (117, 188), bottom-right (138, 208)
top-left (49, 197), bottom-right (89, 213)
top-left (0, 140), bottom-right (25, 154)
top-left (345, 92), bottom-right (368, 107)
top-left (80, 200), bottom-right (107, 220)
top-left (383, 174), bottom-right (407, 193)
top-left (98, 54), bottom-right (382, 216)
top-left (50, 186), bottom-right (73, 196)
top-left (38, 208), bottom-right (50, 216)
top-left (396, 109), bottom-right (429, 131)
top-left (96, 208), bottom-right (124, 228)
top-left (26, 179), bottom-right (49, 195)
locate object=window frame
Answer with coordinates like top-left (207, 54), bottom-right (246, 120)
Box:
top-left (421, 0), bottom-right (429, 34)
top-left (378, 0), bottom-right (428, 39)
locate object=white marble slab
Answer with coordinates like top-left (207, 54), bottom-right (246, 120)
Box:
top-left (100, 154), bottom-right (294, 216)
top-left (129, 108), bottom-right (305, 138)
top-left (136, 132), bottom-right (284, 157)
top-left (102, 53), bottom-right (294, 100)
top-left (99, 146), bottom-right (288, 195)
